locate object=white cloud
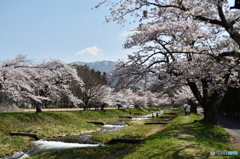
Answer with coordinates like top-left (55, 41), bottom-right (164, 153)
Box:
top-left (118, 30), bottom-right (130, 37)
top-left (75, 46), bottom-right (103, 56)
top-left (118, 30), bottom-right (140, 37)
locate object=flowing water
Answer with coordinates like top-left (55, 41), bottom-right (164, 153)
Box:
top-left (131, 110), bottom-right (166, 120)
top-left (1, 110), bottom-right (167, 159)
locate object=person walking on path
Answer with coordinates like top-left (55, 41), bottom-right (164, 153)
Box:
top-left (185, 104), bottom-right (191, 116)
top-left (183, 104), bottom-right (187, 115)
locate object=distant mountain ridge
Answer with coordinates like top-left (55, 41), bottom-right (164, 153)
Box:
top-left (70, 60), bottom-right (115, 73)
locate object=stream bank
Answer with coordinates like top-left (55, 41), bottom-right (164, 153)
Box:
top-left (2, 123), bottom-right (128, 159)
top-left (28, 109), bottom-right (180, 159)
top-left (0, 108), bottom-right (157, 158)
top-left (2, 109), bottom-right (173, 159)
top-left (30, 111), bottom-right (240, 159)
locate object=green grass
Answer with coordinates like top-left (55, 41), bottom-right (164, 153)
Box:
top-left (91, 120), bottom-right (157, 143)
top-left (29, 111), bottom-right (240, 159)
top-left (0, 108), bottom-right (150, 157)
top-left (122, 113), bottom-right (240, 159)
top-left (0, 135), bottom-right (30, 157)
top-left (90, 110), bottom-right (179, 143)
top-left (29, 144), bottom-right (136, 159)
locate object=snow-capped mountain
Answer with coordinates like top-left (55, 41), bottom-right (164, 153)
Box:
top-left (70, 60), bottom-right (115, 73)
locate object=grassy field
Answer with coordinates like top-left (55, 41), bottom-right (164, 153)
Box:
top-left (1, 107), bottom-right (239, 159)
top-left (30, 111), bottom-right (240, 159)
top-left (0, 108), bottom-right (153, 157)
top-left (90, 112), bottom-right (178, 143)
top-left (121, 113), bottom-right (240, 159)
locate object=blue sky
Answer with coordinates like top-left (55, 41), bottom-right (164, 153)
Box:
top-left (0, 0), bottom-right (138, 63)
top-left (0, 0), bottom-right (235, 63)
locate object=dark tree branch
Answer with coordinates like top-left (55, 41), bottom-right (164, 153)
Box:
top-left (187, 80), bottom-right (204, 106)
top-left (218, 51), bottom-right (240, 58)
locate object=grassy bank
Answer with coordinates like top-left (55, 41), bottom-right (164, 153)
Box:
top-left (0, 108), bottom-right (151, 157)
top-left (90, 111), bottom-right (179, 143)
top-left (30, 111), bottom-right (240, 159)
top-left (123, 113), bottom-right (240, 159)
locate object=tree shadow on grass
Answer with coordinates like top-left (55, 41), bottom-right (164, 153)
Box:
top-left (172, 119), bottom-right (233, 152)
top-left (171, 144), bottom-right (209, 159)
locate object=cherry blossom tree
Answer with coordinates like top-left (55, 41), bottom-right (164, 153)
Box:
top-left (109, 88), bottom-right (162, 108)
top-left (97, 0), bottom-right (240, 124)
top-left (111, 88), bottom-right (135, 106)
top-left (112, 52), bottom-right (239, 124)
top-left (96, 0), bottom-right (240, 50)
top-left (172, 86), bottom-right (195, 104)
top-left (155, 93), bottom-right (171, 106)
top-left (96, 85), bottom-right (112, 104)
top-left (0, 54), bottom-right (83, 112)
top-left (171, 86), bottom-right (198, 112)
top-left (70, 65), bottom-right (109, 110)
top-left (136, 90), bottom-right (159, 107)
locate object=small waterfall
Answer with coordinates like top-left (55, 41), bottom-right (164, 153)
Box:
top-left (2, 110), bottom-right (167, 159)
top-left (32, 140), bottom-right (101, 150)
top-left (1, 123), bottom-right (126, 159)
top-left (1, 152), bottom-right (30, 159)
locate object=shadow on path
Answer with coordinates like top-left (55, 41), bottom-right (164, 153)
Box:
top-left (198, 108), bottom-right (240, 142)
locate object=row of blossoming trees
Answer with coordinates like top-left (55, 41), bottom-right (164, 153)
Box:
top-left (0, 55), bottom-right (83, 112)
top-left (0, 55), bottom-right (177, 113)
top-left (97, 0), bottom-right (240, 124)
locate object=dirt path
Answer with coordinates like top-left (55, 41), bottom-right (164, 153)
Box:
top-left (217, 115), bottom-right (240, 149)
top-left (145, 124), bottom-right (165, 137)
top-left (217, 116), bottom-right (240, 141)
top-left (23, 107), bottom-right (118, 112)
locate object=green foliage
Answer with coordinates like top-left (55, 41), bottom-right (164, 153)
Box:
top-left (30, 144), bottom-right (135, 159)
top-left (74, 65), bottom-right (108, 86)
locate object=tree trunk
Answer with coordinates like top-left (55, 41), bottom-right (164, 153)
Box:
top-left (117, 104), bottom-right (121, 109)
top-left (188, 99), bottom-right (197, 113)
top-left (188, 80), bottom-right (224, 124)
top-left (101, 103), bottom-right (106, 110)
top-left (190, 104), bottom-right (197, 113)
top-left (36, 104), bottom-right (42, 113)
top-left (203, 104), bottom-right (218, 124)
top-left (83, 98), bottom-right (90, 111)
top-left (202, 91), bottom-right (223, 125)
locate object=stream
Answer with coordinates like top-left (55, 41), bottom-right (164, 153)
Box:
top-left (1, 110), bottom-right (167, 159)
